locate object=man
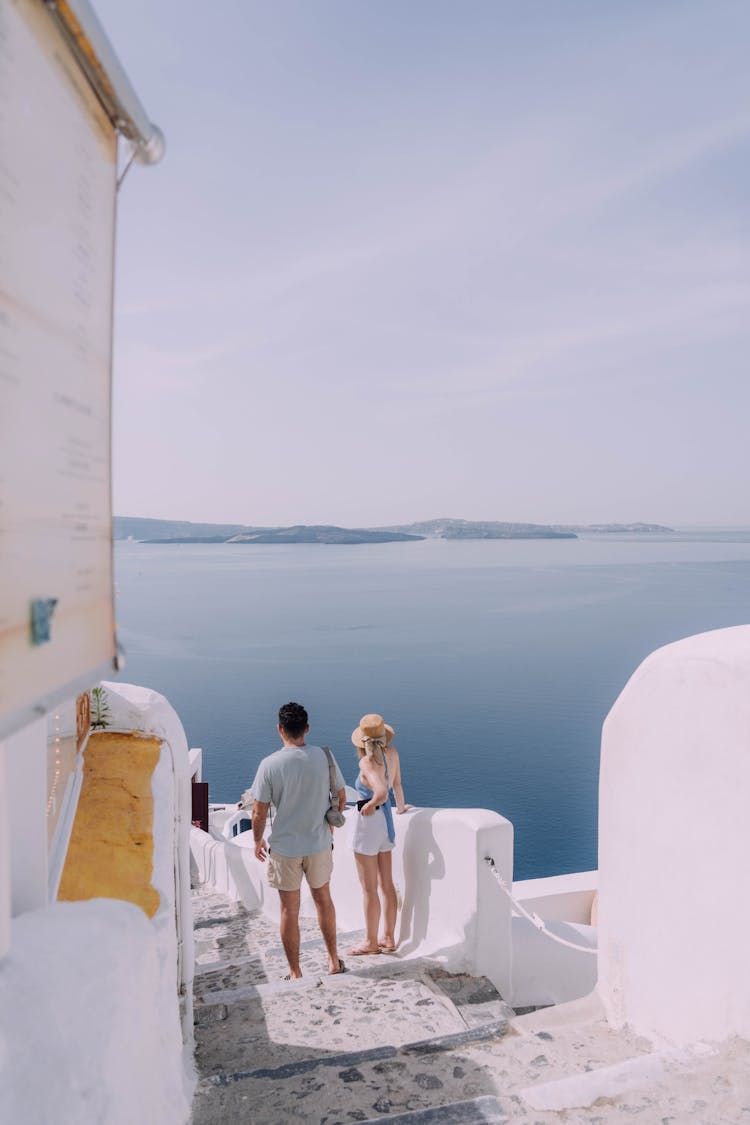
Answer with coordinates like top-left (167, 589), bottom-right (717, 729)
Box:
top-left (251, 701), bottom-right (347, 978)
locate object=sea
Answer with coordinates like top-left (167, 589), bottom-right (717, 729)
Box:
top-left (113, 530), bottom-right (750, 881)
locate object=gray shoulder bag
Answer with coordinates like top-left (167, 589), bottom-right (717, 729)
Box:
top-left (322, 746), bottom-right (346, 827)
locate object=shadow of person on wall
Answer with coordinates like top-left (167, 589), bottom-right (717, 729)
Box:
top-left (396, 809), bottom-right (446, 956)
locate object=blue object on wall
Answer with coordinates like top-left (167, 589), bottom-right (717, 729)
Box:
top-left (30, 598), bottom-right (58, 645)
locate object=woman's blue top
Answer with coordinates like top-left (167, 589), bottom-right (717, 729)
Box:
top-left (355, 754), bottom-right (396, 844)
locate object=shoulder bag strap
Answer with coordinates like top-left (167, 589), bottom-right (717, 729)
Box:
top-left (321, 745), bottom-right (336, 795)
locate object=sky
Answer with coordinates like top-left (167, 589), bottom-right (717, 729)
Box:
top-left (98, 0), bottom-right (750, 528)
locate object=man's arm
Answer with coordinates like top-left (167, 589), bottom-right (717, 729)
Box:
top-left (252, 800), bottom-right (270, 861)
top-left (337, 787), bottom-right (346, 812)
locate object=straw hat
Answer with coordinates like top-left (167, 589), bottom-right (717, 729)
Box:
top-left (351, 713), bottom-right (395, 747)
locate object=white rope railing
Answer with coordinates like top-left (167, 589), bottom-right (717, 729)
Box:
top-left (484, 856), bottom-right (598, 956)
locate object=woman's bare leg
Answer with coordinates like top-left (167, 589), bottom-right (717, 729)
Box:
top-left (349, 853), bottom-right (381, 954)
top-left (377, 850), bottom-right (398, 950)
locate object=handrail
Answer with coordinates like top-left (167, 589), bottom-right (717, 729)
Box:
top-left (484, 856), bottom-right (598, 956)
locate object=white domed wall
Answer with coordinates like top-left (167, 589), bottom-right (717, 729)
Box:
top-left (597, 624), bottom-right (750, 1044)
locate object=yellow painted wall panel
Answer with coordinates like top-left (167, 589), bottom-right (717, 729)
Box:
top-left (58, 732), bottom-right (161, 918)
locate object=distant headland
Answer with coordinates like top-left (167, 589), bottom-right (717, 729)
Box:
top-left (113, 517), bottom-right (674, 545)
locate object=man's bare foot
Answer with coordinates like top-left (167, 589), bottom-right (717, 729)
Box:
top-left (283, 969), bottom-right (303, 980)
top-left (328, 958), bottom-right (348, 974)
top-left (347, 944), bottom-right (381, 956)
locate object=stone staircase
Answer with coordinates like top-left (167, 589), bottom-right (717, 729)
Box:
top-left (190, 884), bottom-right (750, 1124)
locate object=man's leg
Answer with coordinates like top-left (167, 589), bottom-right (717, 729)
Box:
top-left (309, 881), bottom-right (343, 974)
top-left (278, 888), bottom-right (302, 978)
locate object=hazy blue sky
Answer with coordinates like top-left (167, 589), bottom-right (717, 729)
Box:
top-left (98, 0), bottom-right (750, 527)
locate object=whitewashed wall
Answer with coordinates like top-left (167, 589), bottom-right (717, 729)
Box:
top-left (3, 717), bottom-right (48, 917)
top-left (511, 872), bottom-right (598, 1006)
top-left (0, 744), bottom-right (10, 959)
top-left (0, 683), bottom-right (197, 1122)
top-left (598, 624), bottom-right (750, 1044)
top-left (100, 682), bottom-right (195, 1045)
top-left (0, 900), bottom-right (190, 1125)
top-left (513, 870), bottom-right (597, 924)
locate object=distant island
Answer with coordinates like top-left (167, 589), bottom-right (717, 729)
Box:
top-left (114, 516), bottom-right (674, 545)
top-left (378, 519), bottom-right (672, 539)
top-left (552, 522), bottom-right (673, 534)
top-left (147, 525), bottom-right (421, 546)
top-left (376, 519), bottom-right (575, 540)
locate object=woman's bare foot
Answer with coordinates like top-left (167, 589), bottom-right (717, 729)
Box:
top-left (347, 944), bottom-right (381, 956)
top-left (378, 939), bottom-right (397, 952)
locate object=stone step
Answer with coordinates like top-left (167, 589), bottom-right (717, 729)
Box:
top-left (423, 968), bottom-right (514, 1029)
top-left (192, 1021), bottom-right (509, 1125)
top-left (193, 955), bottom-right (269, 995)
top-left (189, 890), bottom-right (750, 1123)
top-left (358, 1095), bottom-right (507, 1125)
top-left (194, 946), bottom-right (367, 998)
top-left (194, 968), bottom-right (479, 1079)
top-left (190, 887), bottom-right (247, 919)
top-left (191, 886), bottom-right (516, 1125)
top-left (401, 1022), bottom-right (510, 1056)
top-left (192, 895), bottom-right (343, 975)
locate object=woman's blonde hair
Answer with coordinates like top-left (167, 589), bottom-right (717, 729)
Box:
top-left (357, 735), bottom-right (387, 766)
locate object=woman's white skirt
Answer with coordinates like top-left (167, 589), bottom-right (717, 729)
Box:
top-left (350, 807), bottom-right (394, 856)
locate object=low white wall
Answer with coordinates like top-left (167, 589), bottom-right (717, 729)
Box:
top-left (190, 827), bottom-right (265, 913)
top-left (510, 917), bottom-right (597, 1008)
top-left (0, 900), bottom-right (190, 1125)
top-left (510, 871), bottom-right (598, 1007)
top-left (514, 870), bottom-right (597, 925)
top-left (598, 624), bottom-right (750, 1044)
top-left (0, 683), bottom-right (196, 1121)
top-left (4, 717), bottom-right (48, 917)
top-left (192, 805), bottom-right (514, 998)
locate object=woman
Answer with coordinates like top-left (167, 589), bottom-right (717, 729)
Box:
top-left (348, 713), bottom-right (413, 955)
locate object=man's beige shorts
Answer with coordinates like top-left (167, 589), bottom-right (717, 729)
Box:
top-left (267, 846), bottom-right (333, 892)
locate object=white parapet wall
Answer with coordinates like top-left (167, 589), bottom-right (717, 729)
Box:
top-left (513, 870), bottom-right (597, 925)
top-left (192, 805), bottom-right (514, 999)
top-left (0, 899), bottom-right (191, 1125)
top-left (510, 871), bottom-right (598, 1008)
top-left (597, 624), bottom-right (750, 1044)
top-left (99, 681), bottom-right (195, 1045)
top-left (1, 682), bottom-right (196, 1123)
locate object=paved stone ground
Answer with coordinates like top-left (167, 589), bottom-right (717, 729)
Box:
top-left (191, 884), bottom-right (750, 1124)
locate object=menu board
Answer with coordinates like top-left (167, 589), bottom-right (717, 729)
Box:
top-left (0, 0), bottom-right (118, 738)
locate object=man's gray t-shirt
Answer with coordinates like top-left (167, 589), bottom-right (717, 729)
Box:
top-left (251, 744), bottom-right (346, 858)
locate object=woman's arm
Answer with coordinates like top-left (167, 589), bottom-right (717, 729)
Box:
top-left (359, 758), bottom-right (388, 816)
top-left (389, 747), bottom-right (414, 814)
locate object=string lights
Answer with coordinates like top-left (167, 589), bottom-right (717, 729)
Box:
top-left (47, 710), bottom-right (62, 818)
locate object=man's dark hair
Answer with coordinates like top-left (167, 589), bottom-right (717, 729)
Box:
top-left (278, 701), bottom-right (308, 739)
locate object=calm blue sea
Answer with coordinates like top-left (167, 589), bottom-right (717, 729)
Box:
top-left (113, 531), bottom-right (750, 880)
